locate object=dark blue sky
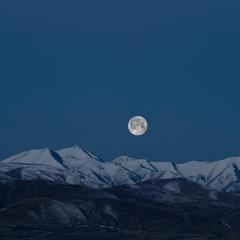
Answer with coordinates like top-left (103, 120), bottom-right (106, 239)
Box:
top-left (1, 1), bottom-right (240, 162)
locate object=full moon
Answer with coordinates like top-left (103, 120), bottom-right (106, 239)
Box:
top-left (128, 116), bottom-right (148, 136)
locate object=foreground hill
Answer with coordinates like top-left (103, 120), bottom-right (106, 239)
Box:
top-left (0, 179), bottom-right (240, 240)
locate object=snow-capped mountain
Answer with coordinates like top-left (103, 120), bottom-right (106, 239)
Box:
top-left (114, 156), bottom-right (240, 192)
top-left (1, 146), bottom-right (240, 192)
top-left (0, 146), bottom-right (136, 188)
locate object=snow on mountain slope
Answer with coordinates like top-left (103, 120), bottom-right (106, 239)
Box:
top-left (111, 156), bottom-right (240, 192)
top-left (0, 149), bottom-right (68, 182)
top-left (113, 156), bottom-right (178, 182)
top-left (1, 149), bottom-right (66, 170)
top-left (1, 146), bottom-right (240, 192)
top-left (0, 147), bottom-right (137, 188)
top-left (57, 146), bottom-right (104, 170)
top-left (57, 146), bottom-right (137, 187)
top-left (177, 157), bottom-right (240, 191)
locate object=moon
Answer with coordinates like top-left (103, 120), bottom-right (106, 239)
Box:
top-left (128, 116), bottom-right (148, 136)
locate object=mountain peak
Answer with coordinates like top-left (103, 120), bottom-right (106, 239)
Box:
top-left (65, 145), bottom-right (82, 151)
top-left (58, 146), bottom-right (103, 161)
top-left (56, 146), bottom-right (105, 171)
top-left (113, 156), bottom-right (137, 162)
top-left (1, 148), bottom-right (66, 170)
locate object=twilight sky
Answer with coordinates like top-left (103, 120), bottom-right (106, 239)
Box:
top-left (1, 1), bottom-right (240, 162)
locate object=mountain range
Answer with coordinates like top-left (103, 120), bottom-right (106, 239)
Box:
top-left (1, 145), bottom-right (240, 192)
top-left (1, 146), bottom-right (240, 239)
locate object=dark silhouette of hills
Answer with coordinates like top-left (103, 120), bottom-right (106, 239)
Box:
top-left (0, 179), bottom-right (240, 240)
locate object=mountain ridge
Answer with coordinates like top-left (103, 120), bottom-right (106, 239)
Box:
top-left (1, 146), bottom-right (240, 192)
